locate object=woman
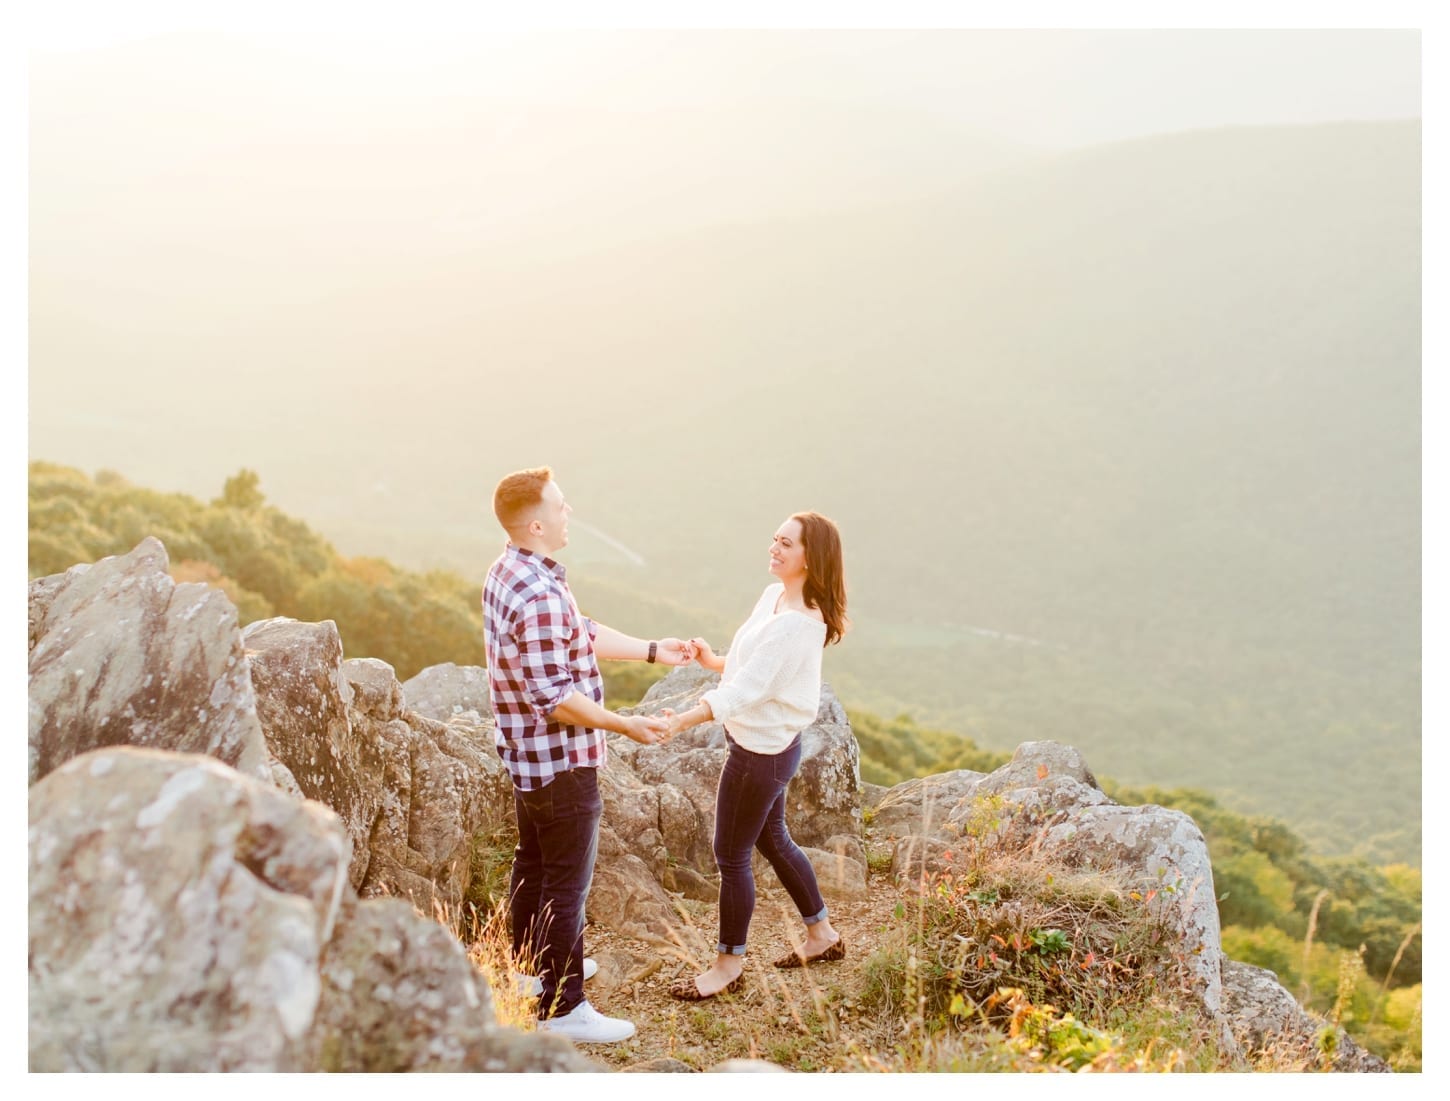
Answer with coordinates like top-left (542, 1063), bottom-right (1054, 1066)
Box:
top-left (662, 511), bottom-right (850, 1001)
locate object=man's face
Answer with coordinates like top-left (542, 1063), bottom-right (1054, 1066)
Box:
top-left (532, 479), bottom-right (572, 553)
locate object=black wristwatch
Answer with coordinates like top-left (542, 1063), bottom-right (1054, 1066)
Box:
top-left (647, 641), bottom-right (658, 664)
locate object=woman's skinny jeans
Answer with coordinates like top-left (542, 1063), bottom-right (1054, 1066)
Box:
top-left (713, 731), bottom-right (828, 954)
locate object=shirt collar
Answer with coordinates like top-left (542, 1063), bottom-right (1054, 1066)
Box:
top-left (505, 542), bottom-right (566, 580)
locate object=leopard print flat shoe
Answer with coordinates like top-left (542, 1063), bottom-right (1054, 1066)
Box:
top-left (667, 972), bottom-right (745, 1001)
top-left (772, 937), bottom-right (846, 969)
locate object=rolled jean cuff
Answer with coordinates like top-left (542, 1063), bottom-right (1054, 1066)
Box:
top-left (716, 943), bottom-right (748, 956)
top-left (803, 905), bottom-right (829, 926)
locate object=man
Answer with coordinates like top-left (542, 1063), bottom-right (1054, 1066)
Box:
top-left (482, 467), bottom-right (692, 1044)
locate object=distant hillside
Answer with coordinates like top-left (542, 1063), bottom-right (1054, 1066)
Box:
top-left (29, 120), bottom-right (1420, 863)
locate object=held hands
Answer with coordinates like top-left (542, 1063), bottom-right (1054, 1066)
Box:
top-left (690, 637), bottom-right (723, 672)
top-left (653, 638), bottom-right (697, 667)
top-left (659, 708), bottom-right (689, 740)
top-left (652, 637), bottom-right (721, 670)
top-left (627, 635), bottom-right (721, 745)
top-left (651, 702), bottom-right (711, 740)
top-left (619, 712), bottom-right (671, 746)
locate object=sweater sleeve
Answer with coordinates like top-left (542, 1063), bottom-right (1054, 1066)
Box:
top-left (701, 620), bottom-right (811, 725)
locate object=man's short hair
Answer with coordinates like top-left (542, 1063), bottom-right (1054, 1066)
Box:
top-left (493, 467), bottom-right (553, 533)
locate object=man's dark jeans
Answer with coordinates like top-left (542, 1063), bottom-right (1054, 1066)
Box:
top-left (714, 732), bottom-right (827, 953)
top-left (510, 766), bottom-right (602, 1019)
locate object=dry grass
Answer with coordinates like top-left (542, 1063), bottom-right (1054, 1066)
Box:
top-left (427, 896), bottom-right (544, 1032)
top-left (410, 791), bottom-right (1349, 1072)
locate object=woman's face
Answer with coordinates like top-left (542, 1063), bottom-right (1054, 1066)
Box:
top-left (768, 518), bottom-right (807, 583)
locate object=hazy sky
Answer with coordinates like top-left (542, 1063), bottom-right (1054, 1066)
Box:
top-left (26, 27), bottom-right (1420, 150)
top-left (10, 5), bottom-right (1442, 871)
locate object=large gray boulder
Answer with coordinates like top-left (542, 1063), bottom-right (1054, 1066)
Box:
top-left (1220, 960), bottom-right (1390, 1072)
top-left (974, 740), bottom-right (1101, 794)
top-left (313, 896), bottom-right (591, 1072)
top-left (27, 537), bottom-right (269, 786)
top-left (944, 740), bottom-right (1111, 828)
top-left (877, 741), bottom-right (1227, 1036)
top-left (28, 746), bottom-right (595, 1073)
top-left (29, 748), bottom-right (351, 1071)
top-left (402, 662), bottom-right (494, 721)
top-left (243, 618), bottom-right (511, 908)
top-left (871, 769), bottom-right (988, 836)
top-left (1040, 802), bottom-right (1226, 1019)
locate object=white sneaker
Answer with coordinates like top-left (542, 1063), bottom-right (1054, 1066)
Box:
top-left (538, 999), bottom-right (636, 1044)
top-left (513, 956), bottom-right (599, 997)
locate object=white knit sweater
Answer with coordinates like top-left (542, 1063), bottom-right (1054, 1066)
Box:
top-left (701, 583), bottom-right (827, 754)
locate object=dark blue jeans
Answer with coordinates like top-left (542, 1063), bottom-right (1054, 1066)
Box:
top-left (510, 766), bottom-right (601, 1019)
top-left (714, 732), bottom-right (828, 954)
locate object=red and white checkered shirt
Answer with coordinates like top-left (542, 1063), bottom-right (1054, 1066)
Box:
top-left (482, 543), bottom-right (606, 791)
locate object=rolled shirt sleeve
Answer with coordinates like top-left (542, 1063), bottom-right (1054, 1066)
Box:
top-left (516, 591), bottom-right (580, 720)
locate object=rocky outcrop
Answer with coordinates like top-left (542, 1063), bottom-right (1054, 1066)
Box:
top-left (867, 743), bottom-right (1383, 1071)
top-left (402, 662), bottom-right (493, 721)
top-left (1040, 802), bottom-right (1224, 1017)
top-left (242, 620), bottom-right (511, 908)
top-left (30, 747), bottom-right (350, 1071)
top-left (1220, 960), bottom-right (1391, 1073)
top-left (313, 896), bottom-right (589, 1072)
top-left (28, 540), bottom-right (1397, 1072)
top-left (27, 746), bottom-right (593, 1073)
top-left (876, 741), bottom-right (1228, 1038)
top-left (27, 537), bottom-right (269, 786)
top-left (870, 769), bottom-right (987, 836)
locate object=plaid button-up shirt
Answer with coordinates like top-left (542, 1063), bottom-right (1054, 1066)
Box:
top-left (482, 543), bottom-right (606, 791)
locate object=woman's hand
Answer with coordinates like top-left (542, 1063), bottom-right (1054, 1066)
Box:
top-left (649, 707), bottom-right (686, 741)
top-left (690, 637), bottom-right (724, 672)
top-left (656, 700), bottom-right (713, 739)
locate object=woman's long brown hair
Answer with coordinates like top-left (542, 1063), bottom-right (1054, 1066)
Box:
top-left (792, 511), bottom-right (849, 646)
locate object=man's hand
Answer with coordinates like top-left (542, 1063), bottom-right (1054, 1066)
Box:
top-left (654, 638), bottom-right (697, 667)
top-left (619, 713), bottom-right (671, 746)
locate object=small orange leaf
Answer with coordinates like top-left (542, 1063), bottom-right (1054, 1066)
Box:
top-left (991, 934), bottom-right (1008, 947)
